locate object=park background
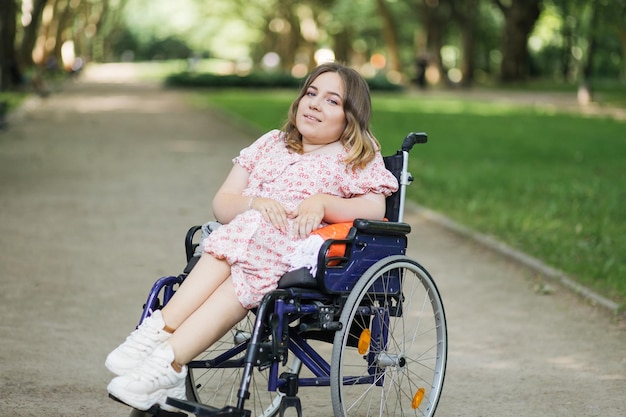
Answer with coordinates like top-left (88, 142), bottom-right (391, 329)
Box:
top-left (1, 0), bottom-right (624, 312)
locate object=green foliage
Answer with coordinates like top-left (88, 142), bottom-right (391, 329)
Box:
top-left (111, 29), bottom-right (194, 61)
top-left (60, 0), bottom-right (622, 88)
top-left (192, 89), bottom-right (626, 304)
top-left (530, 0), bottom-right (626, 80)
top-left (120, 0), bottom-right (270, 60)
top-left (165, 71), bottom-right (404, 91)
top-left (165, 72), bottom-right (304, 89)
top-left (366, 75), bottom-right (406, 92)
top-left (0, 92), bottom-right (27, 112)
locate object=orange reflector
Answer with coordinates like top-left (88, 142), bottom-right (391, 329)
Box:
top-left (357, 329), bottom-right (371, 354)
top-left (412, 388), bottom-right (425, 409)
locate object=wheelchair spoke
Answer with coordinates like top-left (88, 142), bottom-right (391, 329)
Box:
top-left (186, 312), bottom-right (292, 417)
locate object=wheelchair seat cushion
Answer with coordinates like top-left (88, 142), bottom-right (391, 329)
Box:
top-left (277, 267), bottom-right (318, 289)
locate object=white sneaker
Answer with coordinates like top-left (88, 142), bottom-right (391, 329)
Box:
top-left (107, 342), bottom-right (187, 412)
top-left (105, 310), bottom-right (171, 376)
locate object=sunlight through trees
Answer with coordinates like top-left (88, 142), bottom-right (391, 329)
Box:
top-left (1, 0), bottom-right (625, 91)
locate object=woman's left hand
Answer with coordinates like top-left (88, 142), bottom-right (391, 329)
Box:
top-left (291, 195), bottom-right (326, 239)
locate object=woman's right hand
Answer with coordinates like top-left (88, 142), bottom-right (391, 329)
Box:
top-left (250, 197), bottom-right (290, 233)
top-left (290, 194), bottom-right (326, 239)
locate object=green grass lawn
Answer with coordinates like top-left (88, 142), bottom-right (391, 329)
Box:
top-left (190, 89), bottom-right (626, 307)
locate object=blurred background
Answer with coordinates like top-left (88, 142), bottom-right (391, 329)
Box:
top-left (1, 0), bottom-right (625, 96)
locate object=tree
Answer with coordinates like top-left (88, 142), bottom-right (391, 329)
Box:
top-left (493, 0), bottom-right (543, 82)
top-left (0, 0), bottom-right (20, 90)
top-left (323, 0), bottom-right (377, 67)
top-left (375, 0), bottom-right (402, 73)
top-left (19, 0), bottom-right (49, 68)
top-left (414, 0), bottom-right (453, 85)
top-left (583, 0), bottom-right (626, 80)
top-left (4, 0), bottom-right (624, 88)
top-left (451, 0), bottom-right (480, 86)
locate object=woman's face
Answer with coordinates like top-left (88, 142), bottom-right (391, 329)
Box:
top-left (296, 71), bottom-right (347, 147)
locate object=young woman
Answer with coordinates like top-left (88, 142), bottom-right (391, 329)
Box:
top-left (106, 62), bottom-right (398, 412)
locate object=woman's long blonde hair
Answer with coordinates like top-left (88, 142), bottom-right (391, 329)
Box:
top-left (281, 62), bottom-right (380, 169)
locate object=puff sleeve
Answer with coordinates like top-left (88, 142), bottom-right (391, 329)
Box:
top-left (340, 152), bottom-right (398, 197)
top-left (234, 129), bottom-right (284, 172)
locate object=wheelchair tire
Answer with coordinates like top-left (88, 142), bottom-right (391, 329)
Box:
top-left (185, 311), bottom-right (302, 417)
top-left (330, 255), bottom-right (447, 417)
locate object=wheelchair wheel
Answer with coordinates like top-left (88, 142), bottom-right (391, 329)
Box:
top-left (330, 255), bottom-right (447, 417)
top-left (186, 311), bottom-right (302, 417)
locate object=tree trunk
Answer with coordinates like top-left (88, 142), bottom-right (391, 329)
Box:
top-left (333, 27), bottom-right (353, 64)
top-left (0, 0), bottom-right (21, 90)
top-left (19, 0), bottom-right (49, 68)
top-left (375, 0), bottom-right (402, 73)
top-left (620, 30), bottom-right (626, 80)
top-left (494, 0), bottom-right (542, 82)
top-left (425, 16), bottom-right (446, 83)
top-left (560, 22), bottom-right (573, 81)
top-left (452, 0), bottom-right (479, 87)
top-left (90, 0), bottom-right (123, 62)
top-left (79, 0), bottom-right (108, 59)
top-left (53, 0), bottom-right (74, 68)
top-left (277, 0), bottom-right (300, 71)
top-left (416, 0), bottom-right (453, 85)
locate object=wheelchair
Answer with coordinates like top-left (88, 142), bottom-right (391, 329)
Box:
top-left (126, 132), bottom-right (447, 417)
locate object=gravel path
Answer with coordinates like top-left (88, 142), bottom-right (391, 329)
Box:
top-left (0, 69), bottom-right (623, 417)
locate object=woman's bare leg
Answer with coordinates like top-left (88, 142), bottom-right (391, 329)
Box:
top-left (167, 276), bottom-right (247, 364)
top-left (160, 254), bottom-right (231, 329)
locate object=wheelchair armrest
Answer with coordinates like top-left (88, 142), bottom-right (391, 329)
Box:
top-left (353, 218), bottom-right (411, 236)
top-left (313, 219), bottom-right (410, 284)
top-left (316, 226), bottom-right (358, 268)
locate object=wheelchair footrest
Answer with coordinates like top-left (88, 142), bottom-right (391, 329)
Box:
top-left (165, 397), bottom-right (251, 417)
top-left (109, 394), bottom-right (187, 416)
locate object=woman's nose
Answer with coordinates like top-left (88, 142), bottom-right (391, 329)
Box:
top-left (309, 97), bottom-right (321, 110)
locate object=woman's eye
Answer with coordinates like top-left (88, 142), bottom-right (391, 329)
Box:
top-left (328, 99), bottom-right (339, 105)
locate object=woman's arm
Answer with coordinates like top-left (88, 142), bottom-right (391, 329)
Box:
top-left (323, 193), bottom-right (386, 223)
top-left (212, 164), bottom-right (252, 224)
top-left (291, 192), bottom-right (386, 239)
top-left (212, 164), bottom-right (291, 231)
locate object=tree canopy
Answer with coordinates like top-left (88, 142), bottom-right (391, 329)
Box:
top-left (1, 0), bottom-right (625, 91)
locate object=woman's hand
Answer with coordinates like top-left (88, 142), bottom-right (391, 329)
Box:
top-left (291, 195), bottom-right (326, 239)
top-left (290, 192), bottom-right (386, 239)
top-left (250, 197), bottom-right (290, 233)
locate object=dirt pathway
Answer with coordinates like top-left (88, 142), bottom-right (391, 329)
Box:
top-left (0, 71), bottom-right (623, 417)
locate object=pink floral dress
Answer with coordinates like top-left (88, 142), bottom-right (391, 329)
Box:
top-left (203, 130), bottom-right (398, 308)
